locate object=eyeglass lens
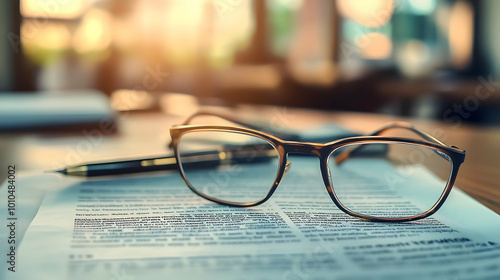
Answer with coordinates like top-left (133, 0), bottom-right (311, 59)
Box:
top-left (177, 130), bottom-right (280, 204)
top-left (328, 142), bottom-right (452, 218)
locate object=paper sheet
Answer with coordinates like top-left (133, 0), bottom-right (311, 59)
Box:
top-left (2, 157), bottom-right (500, 280)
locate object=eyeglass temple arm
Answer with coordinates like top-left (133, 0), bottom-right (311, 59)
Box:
top-left (168, 110), bottom-right (286, 149)
top-left (182, 110), bottom-right (264, 130)
top-left (334, 122), bottom-right (448, 165)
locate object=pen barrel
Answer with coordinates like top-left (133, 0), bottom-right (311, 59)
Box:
top-left (64, 145), bottom-right (277, 177)
top-left (81, 157), bottom-right (178, 177)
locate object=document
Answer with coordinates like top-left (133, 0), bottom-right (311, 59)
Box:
top-left (1, 157), bottom-right (500, 280)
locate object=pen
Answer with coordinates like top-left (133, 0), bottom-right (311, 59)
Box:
top-left (53, 154), bottom-right (179, 177)
top-left (52, 144), bottom-right (277, 177)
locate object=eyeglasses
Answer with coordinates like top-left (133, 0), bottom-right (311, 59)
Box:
top-left (169, 112), bottom-right (466, 222)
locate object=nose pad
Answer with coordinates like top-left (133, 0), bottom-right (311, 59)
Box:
top-left (283, 161), bottom-right (292, 178)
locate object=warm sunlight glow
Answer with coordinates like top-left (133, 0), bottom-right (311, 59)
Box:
top-left (160, 93), bottom-right (199, 116)
top-left (21, 0), bottom-right (91, 19)
top-left (111, 90), bottom-right (156, 111)
top-left (210, 0), bottom-right (254, 68)
top-left (21, 21), bottom-right (71, 65)
top-left (289, 60), bottom-right (337, 86)
top-left (72, 9), bottom-right (112, 54)
top-left (358, 33), bottom-right (392, 59)
top-left (337, 0), bottom-right (394, 27)
top-left (78, 0), bottom-right (255, 68)
top-left (449, 1), bottom-right (473, 69)
top-left (21, 21), bottom-right (70, 51)
top-left (126, 0), bottom-right (254, 67)
top-left (219, 65), bottom-right (282, 89)
top-left (161, 0), bottom-right (207, 66)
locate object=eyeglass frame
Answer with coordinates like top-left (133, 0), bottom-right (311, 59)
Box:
top-left (169, 112), bottom-right (466, 223)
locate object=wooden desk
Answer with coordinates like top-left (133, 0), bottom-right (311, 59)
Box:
top-left (1, 107), bottom-right (499, 214)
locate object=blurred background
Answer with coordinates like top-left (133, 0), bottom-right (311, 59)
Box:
top-left (1, 0), bottom-right (500, 126)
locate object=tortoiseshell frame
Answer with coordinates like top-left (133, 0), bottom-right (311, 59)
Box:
top-left (169, 112), bottom-right (466, 223)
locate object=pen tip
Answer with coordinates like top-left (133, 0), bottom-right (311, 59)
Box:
top-left (45, 169), bottom-right (67, 175)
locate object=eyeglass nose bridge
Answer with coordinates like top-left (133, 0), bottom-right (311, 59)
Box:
top-left (280, 141), bottom-right (333, 196)
top-left (282, 142), bottom-right (327, 158)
